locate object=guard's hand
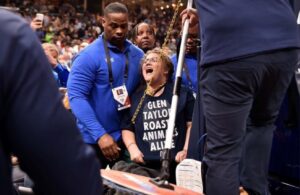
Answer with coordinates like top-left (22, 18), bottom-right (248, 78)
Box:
top-left (98, 134), bottom-right (120, 161)
top-left (128, 144), bottom-right (145, 164)
top-left (30, 18), bottom-right (43, 31)
top-left (180, 8), bottom-right (199, 27)
top-left (175, 150), bottom-right (187, 163)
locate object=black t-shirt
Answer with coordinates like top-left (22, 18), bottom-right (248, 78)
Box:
top-left (121, 82), bottom-right (195, 164)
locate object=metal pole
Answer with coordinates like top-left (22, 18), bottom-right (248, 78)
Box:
top-left (150, 0), bottom-right (194, 187)
top-left (165, 0), bottom-right (193, 150)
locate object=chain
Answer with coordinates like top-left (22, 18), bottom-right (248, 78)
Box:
top-left (162, 0), bottom-right (182, 48)
top-left (131, 79), bottom-right (153, 125)
top-left (131, 81), bottom-right (166, 125)
top-left (131, 90), bottom-right (147, 125)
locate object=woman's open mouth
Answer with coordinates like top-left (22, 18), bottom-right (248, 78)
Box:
top-left (145, 67), bottom-right (153, 74)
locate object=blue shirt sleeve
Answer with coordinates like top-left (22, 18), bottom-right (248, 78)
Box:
top-left (67, 52), bottom-right (107, 141)
top-left (53, 63), bottom-right (69, 87)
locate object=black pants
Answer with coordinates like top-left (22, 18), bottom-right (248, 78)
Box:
top-left (200, 49), bottom-right (298, 195)
top-left (89, 140), bottom-right (125, 169)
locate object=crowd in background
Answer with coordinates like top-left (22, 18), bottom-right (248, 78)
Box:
top-left (4, 0), bottom-right (182, 69)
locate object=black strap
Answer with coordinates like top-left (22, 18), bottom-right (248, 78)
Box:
top-left (148, 83), bottom-right (167, 96)
top-left (102, 36), bottom-right (129, 87)
top-left (153, 83), bottom-right (166, 96)
top-left (124, 53), bottom-right (129, 80)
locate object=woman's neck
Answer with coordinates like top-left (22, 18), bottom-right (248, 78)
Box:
top-left (146, 80), bottom-right (167, 96)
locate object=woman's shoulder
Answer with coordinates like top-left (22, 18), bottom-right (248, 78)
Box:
top-left (132, 84), bottom-right (146, 96)
top-left (130, 84), bottom-right (146, 105)
top-left (165, 82), bottom-right (192, 96)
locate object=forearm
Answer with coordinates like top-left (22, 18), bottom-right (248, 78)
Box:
top-left (122, 129), bottom-right (144, 163)
top-left (122, 129), bottom-right (137, 149)
top-left (183, 122), bottom-right (192, 151)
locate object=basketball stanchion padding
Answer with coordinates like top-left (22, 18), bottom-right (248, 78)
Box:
top-left (101, 169), bottom-right (202, 195)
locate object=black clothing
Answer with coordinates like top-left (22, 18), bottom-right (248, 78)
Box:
top-left (0, 10), bottom-right (102, 195)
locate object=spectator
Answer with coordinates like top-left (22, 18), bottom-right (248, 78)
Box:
top-left (121, 48), bottom-right (194, 182)
top-left (131, 22), bottom-right (156, 53)
top-left (42, 43), bottom-right (69, 87)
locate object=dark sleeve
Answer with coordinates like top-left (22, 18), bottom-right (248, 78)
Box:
top-left (120, 107), bottom-right (134, 132)
top-left (0, 12), bottom-right (102, 195)
top-left (184, 88), bottom-right (195, 122)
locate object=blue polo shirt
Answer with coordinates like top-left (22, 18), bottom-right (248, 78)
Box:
top-left (171, 54), bottom-right (198, 93)
top-left (195, 0), bottom-right (300, 66)
top-left (68, 35), bottom-right (144, 144)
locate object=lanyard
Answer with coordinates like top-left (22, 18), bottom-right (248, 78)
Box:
top-left (102, 36), bottom-right (129, 87)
